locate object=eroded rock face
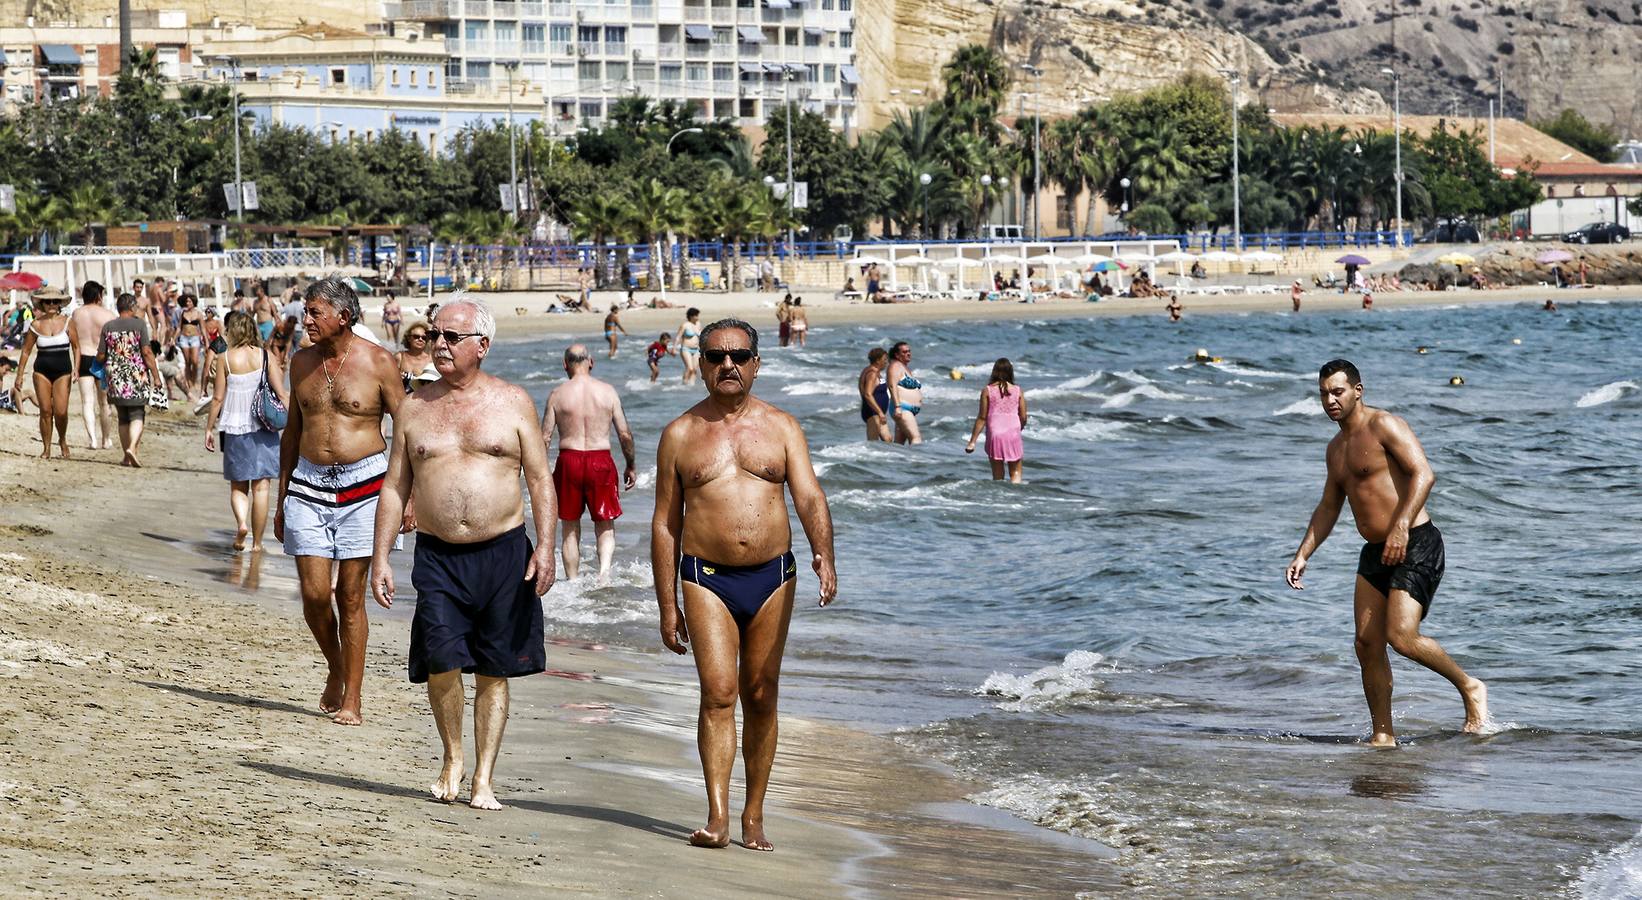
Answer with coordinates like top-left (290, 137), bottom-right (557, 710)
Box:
top-left (855, 0), bottom-right (1383, 129)
top-left (2, 0), bottom-right (380, 32)
top-left (1400, 245), bottom-right (1642, 287)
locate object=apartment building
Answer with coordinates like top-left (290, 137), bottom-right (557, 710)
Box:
top-left (382, 0), bottom-right (859, 131)
top-left (0, 9), bottom-right (236, 111)
top-left (195, 26), bottom-right (547, 152)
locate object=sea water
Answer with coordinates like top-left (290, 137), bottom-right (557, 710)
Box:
top-left (482, 300), bottom-right (1642, 897)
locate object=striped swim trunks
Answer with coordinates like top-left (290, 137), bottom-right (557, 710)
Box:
top-left (282, 452), bottom-right (392, 560)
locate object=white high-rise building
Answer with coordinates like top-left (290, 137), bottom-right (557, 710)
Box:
top-left (384, 0), bottom-right (859, 132)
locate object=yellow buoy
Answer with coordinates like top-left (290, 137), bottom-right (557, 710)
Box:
top-left (1416, 346), bottom-right (1429, 354)
top-left (949, 369), bottom-right (964, 380)
top-left (1449, 375), bottom-right (1465, 386)
top-left (1511, 338), bottom-right (1522, 345)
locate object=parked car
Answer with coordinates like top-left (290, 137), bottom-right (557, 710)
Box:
top-left (1414, 222), bottom-right (1481, 244)
top-left (1563, 222), bottom-right (1630, 244)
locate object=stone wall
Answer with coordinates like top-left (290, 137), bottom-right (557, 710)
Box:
top-left (5, 0), bottom-right (379, 30)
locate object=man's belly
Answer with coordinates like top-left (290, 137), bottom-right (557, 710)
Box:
top-left (681, 496), bottom-right (792, 564)
top-left (298, 419), bottom-right (389, 466)
top-left (413, 461), bottom-right (527, 543)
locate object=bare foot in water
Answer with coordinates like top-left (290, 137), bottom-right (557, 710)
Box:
top-left (1367, 732), bottom-right (1398, 748)
top-left (469, 779), bottom-right (502, 811)
top-left (1460, 678), bottom-right (1489, 733)
top-left (319, 673), bottom-right (345, 715)
top-left (232, 528), bottom-right (248, 551)
top-left (690, 819), bottom-right (731, 848)
top-left (741, 815), bottom-right (773, 852)
top-left (430, 759), bottom-right (463, 803)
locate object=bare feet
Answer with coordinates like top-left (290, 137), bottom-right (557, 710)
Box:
top-left (319, 673), bottom-right (345, 715)
top-left (331, 702), bottom-right (362, 726)
top-left (1460, 678), bottom-right (1489, 733)
top-left (233, 528), bottom-right (248, 551)
top-left (123, 450), bottom-right (141, 468)
top-left (689, 819), bottom-right (731, 849)
top-left (469, 780), bottom-right (502, 811)
top-left (38, 447), bottom-right (51, 459)
top-left (1367, 732), bottom-right (1398, 748)
top-left (741, 815), bottom-right (774, 852)
top-left (102, 438), bottom-right (114, 450)
top-left (430, 759), bottom-right (463, 803)
top-left (58, 442), bottom-right (70, 458)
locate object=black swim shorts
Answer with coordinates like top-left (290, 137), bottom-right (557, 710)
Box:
top-left (408, 524), bottom-right (545, 684)
top-left (1357, 521), bottom-right (1445, 619)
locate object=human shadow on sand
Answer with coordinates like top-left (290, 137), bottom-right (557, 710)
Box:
top-left (137, 680), bottom-right (329, 719)
top-left (241, 761), bottom-right (693, 839)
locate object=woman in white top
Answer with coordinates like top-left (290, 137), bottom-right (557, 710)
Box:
top-left (205, 311), bottom-right (288, 551)
top-left (9, 288), bottom-right (76, 458)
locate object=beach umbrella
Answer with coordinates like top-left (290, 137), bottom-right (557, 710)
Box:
top-left (935, 256), bottom-right (982, 292)
top-left (348, 277), bottom-right (375, 293)
top-left (1201, 250), bottom-right (1240, 262)
top-left (1536, 249), bottom-right (1573, 264)
top-left (1090, 260), bottom-right (1125, 272)
top-left (1241, 250), bottom-right (1283, 262)
top-left (892, 254), bottom-right (931, 266)
top-left (1156, 250), bottom-right (1197, 262)
top-left (1335, 254), bottom-right (1372, 265)
top-left (0, 271), bottom-right (44, 291)
top-left (1026, 253), bottom-right (1064, 264)
top-left (1437, 252), bottom-right (1475, 265)
top-left (852, 255), bottom-right (890, 266)
top-left (1068, 253), bottom-right (1114, 265)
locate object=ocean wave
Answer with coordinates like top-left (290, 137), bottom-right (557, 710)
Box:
top-left (830, 482), bottom-right (1032, 512)
top-left (976, 650), bottom-right (1134, 711)
top-left (1030, 372), bottom-right (1106, 400)
top-left (967, 774), bottom-right (1142, 851)
top-left (1033, 419), bottom-right (1132, 443)
top-left (1273, 397), bottom-right (1323, 416)
top-left (622, 377), bottom-right (697, 393)
top-left (1211, 361), bottom-right (1304, 379)
top-left (1575, 381), bottom-right (1638, 408)
top-left (1102, 384), bottom-right (1198, 409)
top-left (782, 380), bottom-right (856, 396)
top-left (1573, 827), bottom-right (1642, 899)
top-left (539, 560), bottom-right (655, 625)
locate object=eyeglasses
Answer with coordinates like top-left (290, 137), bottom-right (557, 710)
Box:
top-left (429, 329), bottom-right (483, 345)
top-left (407, 332), bottom-right (428, 341)
top-left (702, 348), bottom-right (755, 366)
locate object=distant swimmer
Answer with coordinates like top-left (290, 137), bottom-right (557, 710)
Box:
top-left (542, 344), bottom-right (636, 583)
top-left (1542, 299), bottom-right (1558, 312)
top-left (371, 299), bottom-right (556, 810)
top-left (857, 347), bottom-right (891, 442)
top-left (1291, 280), bottom-right (1305, 312)
top-left (646, 332), bottom-right (673, 382)
top-left (603, 305), bottom-right (627, 359)
top-left (1284, 359), bottom-right (1488, 746)
top-left (964, 357), bottom-right (1028, 483)
top-left (1165, 294), bottom-right (1183, 322)
top-left (652, 318), bottom-right (837, 851)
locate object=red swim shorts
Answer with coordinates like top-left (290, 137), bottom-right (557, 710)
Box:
top-left (554, 448), bottom-right (622, 522)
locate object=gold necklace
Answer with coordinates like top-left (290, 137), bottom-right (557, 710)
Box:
top-left (322, 342), bottom-right (352, 392)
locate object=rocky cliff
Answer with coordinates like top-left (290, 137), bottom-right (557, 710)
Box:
top-left (855, 0), bottom-right (1386, 129)
top-left (5, 0), bottom-right (379, 31)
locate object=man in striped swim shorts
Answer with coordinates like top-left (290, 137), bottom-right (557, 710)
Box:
top-left (276, 278), bottom-right (410, 726)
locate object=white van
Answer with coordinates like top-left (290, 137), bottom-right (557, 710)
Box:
top-left (982, 224), bottom-right (1024, 242)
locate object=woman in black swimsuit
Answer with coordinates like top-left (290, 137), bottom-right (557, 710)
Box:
top-left (9, 288), bottom-right (77, 458)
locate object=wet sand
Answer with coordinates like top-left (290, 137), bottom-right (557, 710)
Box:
top-left (0, 412), bottom-right (1119, 896)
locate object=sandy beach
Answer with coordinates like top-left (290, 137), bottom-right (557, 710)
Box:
top-left (0, 402), bottom-right (1118, 895)
top-left (2, 285), bottom-right (1634, 896)
top-left (397, 281), bottom-right (1638, 345)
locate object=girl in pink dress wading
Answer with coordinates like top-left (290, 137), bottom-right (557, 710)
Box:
top-left (965, 357), bottom-right (1029, 483)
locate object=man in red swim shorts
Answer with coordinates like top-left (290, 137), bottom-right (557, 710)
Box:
top-left (542, 344), bottom-right (636, 584)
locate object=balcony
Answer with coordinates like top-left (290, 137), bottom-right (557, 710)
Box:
top-left (494, 40), bottom-right (519, 55)
top-left (549, 0), bottom-right (571, 14)
top-left (631, 0), bottom-right (654, 16)
top-left (657, 43), bottom-right (681, 59)
top-left (465, 0), bottom-right (489, 15)
top-left (520, 0), bottom-right (544, 14)
top-left (522, 40), bottom-right (546, 53)
top-left (395, 0), bottom-right (461, 18)
top-left (606, 41), bottom-right (627, 56)
top-left (577, 41), bottom-right (600, 56)
top-left (686, 43), bottom-right (711, 59)
top-left (493, 0), bottom-right (518, 16)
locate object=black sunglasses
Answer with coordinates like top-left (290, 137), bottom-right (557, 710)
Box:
top-left (429, 329), bottom-right (484, 344)
top-left (702, 348), bottom-right (755, 366)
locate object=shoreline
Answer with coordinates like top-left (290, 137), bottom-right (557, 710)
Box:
top-left (381, 282), bottom-right (1638, 345)
top-left (0, 412), bottom-right (1120, 895)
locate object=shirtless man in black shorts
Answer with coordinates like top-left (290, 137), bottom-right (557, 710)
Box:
top-left (1285, 359), bottom-right (1488, 746)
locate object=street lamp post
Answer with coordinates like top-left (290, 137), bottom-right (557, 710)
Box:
top-left (1381, 67), bottom-right (1404, 248)
top-left (919, 172), bottom-right (932, 239)
top-left (1120, 176), bottom-right (1132, 215)
top-left (666, 126), bottom-right (703, 155)
top-left (1021, 63), bottom-right (1043, 241)
top-left (228, 59), bottom-right (245, 248)
top-left (503, 61), bottom-right (520, 222)
top-left (1218, 69), bottom-right (1243, 251)
top-left (783, 72), bottom-right (797, 250)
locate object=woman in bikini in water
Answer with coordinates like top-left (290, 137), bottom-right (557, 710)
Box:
top-left (885, 340), bottom-right (924, 444)
top-left (675, 307), bottom-right (702, 385)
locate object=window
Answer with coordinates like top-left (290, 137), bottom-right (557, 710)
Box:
top-left (634, 62), bottom-right (656, 82)
top-left (713, 26), bottom-right (733, 47)
top-left (713, 62), bottom-right (733, 81)
top-left (495, 21), bottom-right (518, 47)
top-left (522, 23), bottom-right (545, 52)
top-left (607, 61), bottom-right (628, 82)
top-left (839, 30), bottom-right (851, 48)
top-left (838, 0), bottom-right (850, 9)
top-left (579, 100), bottom-right (602, 120)
top-left (550, 23), bottom-right (572, 49)
top-left (605, 26), bottom-right (626, 42)
top-left (578, 60), bottom-right (601, 80)
top-left (466, 21), bottom-right (489, 43)
top-left (390, 67), bottom-right (400, 86)
top-left (430, 68), bottom-right (440, 86)
top-left (578, 25), bottom-right (601, 43)
top-left (687, 62), bottom-right (707, 82)
top-left (822, 64), bottom-right (834, 82)
top-left (739, 98), bottom-right (756, 118)
top-left (410, 68), bottom-right (419, 85)
top-left (660, 64), bottom-right (682, 82)
top-left (785, 28), bottom-right (798, 46)
top-left (331, 67), bottom-right (346, 85)
top-left (1056, 195), bottom-right (1074, 230)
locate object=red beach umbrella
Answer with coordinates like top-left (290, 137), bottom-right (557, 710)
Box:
top-left (0, 271), bottom-right (44, 291)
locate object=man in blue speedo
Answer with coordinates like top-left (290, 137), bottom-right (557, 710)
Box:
top-left (651, 318), bottom-right (838, 852)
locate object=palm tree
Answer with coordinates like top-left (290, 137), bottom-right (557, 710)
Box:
top-left (941, 45), bottom-right (1010, 116)
top-left (63, 184), bottom-right (122, 250)
top-left (568, 194), bottom-right (632, 289)
top-left (624, 178), bottom-right (689, 292)
top-left (4, 192), bottom-right (70, 253)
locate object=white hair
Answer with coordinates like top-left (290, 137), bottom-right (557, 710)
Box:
top-left (435, 295), bottom-right (495, 340)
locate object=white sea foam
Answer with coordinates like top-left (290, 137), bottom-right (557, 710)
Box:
top-left (1273, 397), bottom-right (1323, 416)
top-left (622, 377), bottom-right (696, 393)
top-left (1574, 827), bottom-right (1642, 899)
top-left (1033, 419), bottom-right (1132, 443)
top-left (1575, 380), bottom-right (1638, 408)
top-left (976, 650), bottom-right (1128, 711)
top-left (782, 380), bottom-right (855, 397)
top-left (1211, 361), bottom-right (1304, 379)
top-left (1102, 384), bottom-right (1195, 409)
top-left (539, 560), bottom-right (655, 625)
top-left (1030, 372), bottom-right (1106, 400)
top-left (830, 483), bottom-right (1026, 512)
top-left (967, 774), bottom-right (1140, 850)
